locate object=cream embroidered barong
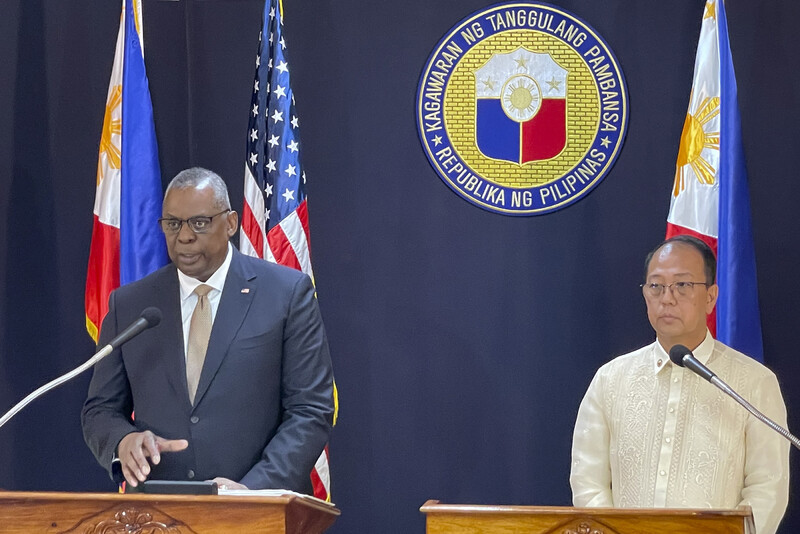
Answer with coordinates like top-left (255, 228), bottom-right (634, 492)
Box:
top-left (570, 332), bottom-right (789, 534)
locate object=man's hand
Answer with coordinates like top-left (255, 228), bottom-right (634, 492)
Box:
top-left (212, 477), bottom-right (248, 491)
top-left (118, 431), bottom-right (188, 487)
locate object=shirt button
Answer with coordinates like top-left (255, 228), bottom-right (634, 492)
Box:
top-left (673, 377), bottom-right (680, 383)
top-left (660, 470), bottom-right (666, 476)
top-left (188, 470), bottom-right (195, 479)
top-left (665, 437), bottom-right (671, 443)
top-left (669, 407), bottom-right (675, 413)
top-left (191, 416), bottom-right (199, 424)
top-left (657, 359), bottom-right (663, 367)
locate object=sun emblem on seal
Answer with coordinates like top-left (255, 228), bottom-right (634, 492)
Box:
top-left (502, 75), bottom-right (541, 122)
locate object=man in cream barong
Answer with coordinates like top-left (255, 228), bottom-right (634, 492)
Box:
top-left (570, 236), bottom-right (789, 534)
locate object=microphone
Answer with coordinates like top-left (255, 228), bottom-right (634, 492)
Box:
top-left (104, 307), bottom-right (162, 352)
top-left (669, 344), bottom-right (800, 450)
top-left (0, 307), bottom-right (162, 430)
top-left (668, 344), bottom-right (715, 382)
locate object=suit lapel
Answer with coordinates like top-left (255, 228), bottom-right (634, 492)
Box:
top-left (193, 250), bottom-right (257, 408)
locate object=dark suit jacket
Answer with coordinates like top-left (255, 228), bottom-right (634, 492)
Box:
top-left (81, 248), bottom-right (335, 493)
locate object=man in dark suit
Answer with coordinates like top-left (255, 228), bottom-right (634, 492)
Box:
top-left (81, 167), bottom-right (335, 493)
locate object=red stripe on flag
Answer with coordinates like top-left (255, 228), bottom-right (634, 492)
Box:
top-left (310, 445), bottom-right (330, 501)
top-left (310, 466), bottom-right (326, 501)
top-left (665, 222), bottom-right (718, 336)
top-left (267, 221), bottom-right (301, 270)
top-left (296, 200), bottom-right (311, 254)
top-left (241, 200), bottom-right (265, 259)
top-left (85, 215), bottom-right (120, 341)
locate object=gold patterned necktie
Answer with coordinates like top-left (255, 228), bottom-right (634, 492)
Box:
top-left (186, 284), bottom-right (213, 405)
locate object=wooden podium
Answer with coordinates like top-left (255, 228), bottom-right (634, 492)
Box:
top-left (0, 491), bottom-right (339, 533)
top-left (421, 500), bottom-right (755, 534)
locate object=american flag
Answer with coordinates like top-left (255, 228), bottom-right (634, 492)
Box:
top-left (240, 0), bottom-right (311, 275)
top-left (239, 0), bottom-right (333, 501)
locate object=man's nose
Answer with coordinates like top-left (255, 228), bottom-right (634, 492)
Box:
top-left (659, 284), bottom-right (678, 303)
top-left (176, 223), bottom-right (196, 242)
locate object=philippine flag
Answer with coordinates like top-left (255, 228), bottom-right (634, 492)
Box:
top-left (666, 0), bottom-right (763, 361)
top-left (85, 0), bottom-right (167, 342)
top-left (475, 47), bottom-right (567, 164)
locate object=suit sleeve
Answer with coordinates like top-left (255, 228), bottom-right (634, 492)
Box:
top-left (239, 273), bottom-right (335, 490)
top-left (80, 290), bottom-right (138, 481)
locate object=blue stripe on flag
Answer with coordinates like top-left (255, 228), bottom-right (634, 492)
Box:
top-left (120, 2), bottom-right (167, 286)
top-left (716, 0), bottom-right (764, 361)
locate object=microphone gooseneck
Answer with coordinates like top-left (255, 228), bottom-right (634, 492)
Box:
top-left (0, 307), bottom-right (163, 430)
top-left (669, 343), bottom-right (800, 451)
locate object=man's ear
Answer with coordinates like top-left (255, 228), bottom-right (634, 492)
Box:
top-left (706, 283), bottom-right (719, 314)
top-left (226, 211), bottom-right (239, 238)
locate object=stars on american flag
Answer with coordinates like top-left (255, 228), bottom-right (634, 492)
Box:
top-left (242, 0), bottom-right (307, 235)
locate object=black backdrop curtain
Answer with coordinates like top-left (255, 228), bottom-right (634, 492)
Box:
top-left (1, 1), bottom-right (799, 533)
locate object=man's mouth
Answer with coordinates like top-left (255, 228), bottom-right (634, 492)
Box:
top-left (177, 252), bottom-right (200, 263)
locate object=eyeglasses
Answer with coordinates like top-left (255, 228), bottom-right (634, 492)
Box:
top-left (158, 210), bottom-right (230, 234)
top-left (641, 281), bottom-right (710, 300)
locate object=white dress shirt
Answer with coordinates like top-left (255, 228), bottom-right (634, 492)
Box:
top-left (570, 332), bottom-right (789, 534)
top-left (177, 243), bottom-right (233, 359)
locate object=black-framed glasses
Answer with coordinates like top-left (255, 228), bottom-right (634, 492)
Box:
top-left (158, 210), bottom-right (230, 234)
top-left (641, 281), bottom-right (710, 299)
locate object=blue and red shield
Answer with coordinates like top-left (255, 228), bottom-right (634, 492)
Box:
top-left (475, 48), bottom-right (567, 164)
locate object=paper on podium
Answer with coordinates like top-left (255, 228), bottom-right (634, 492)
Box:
top-left (217, 488), bottom-right (335, 507)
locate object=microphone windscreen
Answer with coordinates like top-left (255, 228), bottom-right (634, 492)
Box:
top-left (140, 307), bottom-right (163, 328)
top-left (669, 344), bottom-right (691, 367)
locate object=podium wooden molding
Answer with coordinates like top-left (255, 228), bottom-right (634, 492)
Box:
top-left (421, 500), bottom-right (755, 534)
top-left (0, 491), bottom-right (339, 534)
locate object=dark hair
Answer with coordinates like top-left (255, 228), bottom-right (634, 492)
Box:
top-left (644, 235), bottom-right (716, 284)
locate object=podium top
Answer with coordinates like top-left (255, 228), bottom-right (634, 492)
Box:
top-left (420, 500), bottom-right (754, 534)
top-left (0, 491), bottom-right (339, 534)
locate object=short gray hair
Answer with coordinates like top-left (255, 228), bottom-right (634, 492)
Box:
top-left (165, 167), bottom-right (231, 210)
